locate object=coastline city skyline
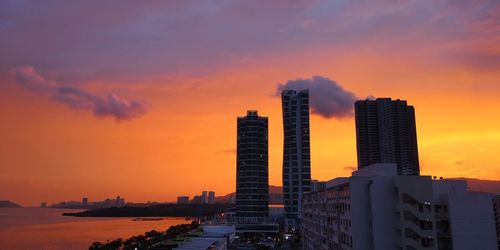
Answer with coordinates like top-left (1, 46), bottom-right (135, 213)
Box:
top-left (1, 1), bottom-right (499, 209)
top-left (3, 89), bottom-right (500, 207)
top-left (1, 1), bottom-right (499, 249)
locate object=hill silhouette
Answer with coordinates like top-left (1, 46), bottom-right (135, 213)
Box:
top-left (449, 178), bottom-right (500, 194)
top-left (0, 200), bottom-right (22, 208)
top-left (216, 179), bottom-right (499, 203)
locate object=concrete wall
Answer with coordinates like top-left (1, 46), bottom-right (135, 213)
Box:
top-left (350, 175), bottom-right (400, 250)
top-left (448, 192), bottom-right (497, 250)
top-left (350, 177), bottom-right (373, 250)
top-left (370, 176), bottom-right (399, 250)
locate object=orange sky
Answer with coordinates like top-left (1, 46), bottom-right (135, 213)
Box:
top-left (0, 1), bottom-right (499, 206)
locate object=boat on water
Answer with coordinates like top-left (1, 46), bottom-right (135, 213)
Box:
top-left (132, 217), bottom-right (163, 221)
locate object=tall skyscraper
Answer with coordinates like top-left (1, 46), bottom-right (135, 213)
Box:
top-left (208, 191), bottom-right (215, 204)
top-left (236, 110), bottom-right (269, 221)
top-left (281, 90), bottom-right (312, 222)
top-left (355, 98), bottom-right (420, 175)
top-left (201, 191), bottom-right (208, 204)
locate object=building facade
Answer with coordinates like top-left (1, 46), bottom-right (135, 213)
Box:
top-left (281, 90), bottom-right (312, 223)
top-left (115, 196), bottom-right (125, 207)
top-left (493, 195), bottom-right (500, 249)
top-left (302, 164), bottom-right (498, 250)
top-left (236, 110), bottom-right (269, 221)
top-left (191, 195), bottom-right (202, 204)
top-left (202, 191), bottom-right (208, 204)
top-left (355, 98), bottom-right (420, 175)
top-left (208, 191), bottom-right (216, 204)
top-left (177, 196), bottom-right (190, 204)
top-left (311, 180), bottom-right (326, 193)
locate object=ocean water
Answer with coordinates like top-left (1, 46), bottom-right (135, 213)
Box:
top-left (0, 208), bottom-right (189, 250)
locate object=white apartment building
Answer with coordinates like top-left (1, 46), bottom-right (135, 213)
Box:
top-left (302, 163), bottom-right (497, 250)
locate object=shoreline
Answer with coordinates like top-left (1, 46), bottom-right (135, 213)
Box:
top-left (0, 208), bottom-right (190, 250)
top-left (62, 203), bottom-right (231, 218)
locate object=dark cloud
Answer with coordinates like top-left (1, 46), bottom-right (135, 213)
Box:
top-left (0, 1), bottom-right (498, 81)
top-left (277, 76), bottom-right (360, 119)
top-left (13, 66), bottom-right (146, 121)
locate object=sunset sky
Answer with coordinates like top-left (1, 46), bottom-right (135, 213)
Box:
top-left (1, 1), bottom-right (499, 206)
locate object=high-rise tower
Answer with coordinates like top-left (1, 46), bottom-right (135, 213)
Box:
top-left (281, 90), bottom-right (312, 222)
top-left (236, 110), bottom-right (269, 221)
top-left (355, 98), bottom-right (420, 175)
top-left (208, 191), bottom-right (215, 204)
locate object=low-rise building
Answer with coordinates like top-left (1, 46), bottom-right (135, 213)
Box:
top-left (191, 195), bottom-right (202, 204)
top-left (302, 163), bottom-right (498, 250)
top-left (174, 225), bottom-right (235, 250)
top-left (115, 196), bottom-right (125, 207)
top-left (177, 196), bottom-right (190, 204)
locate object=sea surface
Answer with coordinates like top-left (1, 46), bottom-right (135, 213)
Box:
top-left (0, 208), bottom-right (190, 250)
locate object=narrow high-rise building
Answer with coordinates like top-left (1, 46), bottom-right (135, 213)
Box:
top-left (201, 191), bottom-right (208, 204)
top-left (355, 98), bottom-right (420, 175)
top-left (236, 110), bottom-right (269, 222)
top-left (281, 90), bottom-right (312, 223)
top-left (208, 191), bottom-right (215, 204)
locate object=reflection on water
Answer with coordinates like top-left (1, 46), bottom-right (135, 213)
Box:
top-left (0, 208), bottom-right (189, 250)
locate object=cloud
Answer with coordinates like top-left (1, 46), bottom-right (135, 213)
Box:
top-left (12, 66), bottom-right (146, 121)
top-left (277, 76), bottom-right (361, 119)
top-left (1, 0), bottom-right (498, 82)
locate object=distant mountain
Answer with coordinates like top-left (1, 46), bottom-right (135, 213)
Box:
top-left (0, 200), bottom-right (22, 208)
top-left (215, 192), bottom-right (235, 204)
top-left (215, 185), bottom-right (283, 204)
top-left (449, 178), bottom-right (500, 195)
top-left (63, 204), bottom-right (231, 218)
top-left (215, 179), bottom-right (500, 204)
